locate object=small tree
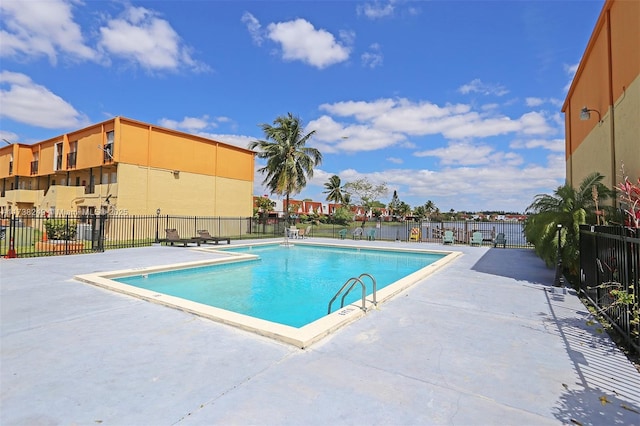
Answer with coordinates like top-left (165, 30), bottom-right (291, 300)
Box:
top-left (343, 179), bottom-right (388, 211)
top-left (255, 196), bottom-right (274, 224)
top-left (388, 190), bottom-right (401, 221)
top-left (331, 207), bottom-right (352, 225)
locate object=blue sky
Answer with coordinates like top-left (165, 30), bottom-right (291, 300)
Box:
top-left (0, 0), bottom-right (604, 213)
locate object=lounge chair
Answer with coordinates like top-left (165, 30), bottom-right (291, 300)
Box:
top-left (409, 227), bottom-right (421, 242)
top-left (352, 227), bottom-right (363, 240)
top-left (160, 229), bottom-right (201, 247)
top-left (298, 225), bottom-right (311, 239)
top-left (197, 230), bottom-right (230, 245)
top-left (338, 229), bottom-right (347, 239)
top-left (493, 232), bottom-right (507, 248)
top-left (470, 231), bottom-right (483, 246)
top-left (442, 230), bottom-right (454, 245)
top-left (366, 228), bottom-right (376, 240)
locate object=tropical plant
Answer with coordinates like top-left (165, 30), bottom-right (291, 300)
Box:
top-left (248, 113), bottom-right (322, 226)
top-left (616, 164), bottom-right (640, 230)
top-left (396, 201), bottom-right (412, 220)
top-left (44, 219), bottom-right (77, 240)
top-left (323, 175), bottom-right (344, 205)
top-left (524, 172), bottom-right (611, 282)
top-left (331, 206), bottom-right (352, 225)
top-left (413, 205), bottom-right (427, 220)
top-left (424, 200), bottom-right (436, 220)
top-left (254, 196), bottom-right (274, 223)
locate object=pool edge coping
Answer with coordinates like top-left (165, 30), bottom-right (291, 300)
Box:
top-left (74, 241), bottom-right (463, 349)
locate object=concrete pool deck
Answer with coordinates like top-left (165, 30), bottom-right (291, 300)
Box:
top-left (2, 239), bottom-right (639, 425)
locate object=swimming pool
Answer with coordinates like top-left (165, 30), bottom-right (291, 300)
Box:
top-left (114, 244), bottom-right (446, 328)
top-left (75, 241), bottom-right (461, 347)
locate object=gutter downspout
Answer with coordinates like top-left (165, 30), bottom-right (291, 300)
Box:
top-left (605, 8), bottom-right (616, 206)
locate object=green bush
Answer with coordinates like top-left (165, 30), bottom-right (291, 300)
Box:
top-left (44, 219), bottom-right (77, 240)
top-left (331, 207), bottom-right (352, 226)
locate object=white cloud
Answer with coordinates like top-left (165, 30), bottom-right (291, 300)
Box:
top-left (361, 43), bottom-right (383, 68)
top-left (563, 62), bottom-right (579, 92)
top-left (0, 71), bottom-right (88, 129)
top-left (159, 116), bottom-right (213, 132)
top-left (316, 97), bottom-right (557, 147)
top-left (357, 1), bottom-right (395, 19)
top-left (241, 12), bottom-right (263, 46)
top-left (306, 115), bottom-right (405, 153)
top-left (387, 157), bottom-right (403, 164)
top-left (98, 6), bottom-right (209, 72)
top-left (510, 138), bottom-right (565, 152)
top-left (301, 154), bottom-right (564, 212)
top-left (458, 79), bottom-right (509, 96)
top-left (266, 18), bottom-right (350, 69)
top-left (0, 0), bottom-right (96, 64)
top-left (526, 97), bottom-right (544, 107)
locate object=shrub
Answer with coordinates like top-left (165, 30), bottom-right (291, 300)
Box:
top-left (44, 219), bottom-right (77, 240)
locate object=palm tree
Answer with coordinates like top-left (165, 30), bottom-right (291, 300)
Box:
top-left (424, 200), bottom-right (436, 220)
top-left (323, 175), bottom-right (344, 204)
top-left (248, 113), bottom-right (322, 227)
top-left (524, 172), bottom-right (611, 281)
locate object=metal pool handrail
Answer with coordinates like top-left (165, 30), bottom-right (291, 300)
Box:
top-left (327, 273), bottom-right (377, 315)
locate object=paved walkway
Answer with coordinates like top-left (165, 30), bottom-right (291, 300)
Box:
top-left (2, 239), bottom-right (639, 425)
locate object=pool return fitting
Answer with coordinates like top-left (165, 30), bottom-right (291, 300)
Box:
top-left (327, 273), bottom-right (377, 314)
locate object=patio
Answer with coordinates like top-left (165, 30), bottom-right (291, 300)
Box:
top-left (1, 239), bottom-right (639, 425)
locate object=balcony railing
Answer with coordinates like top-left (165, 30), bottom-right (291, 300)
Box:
top-left (67, 152), bottom-right (77, 169)
top-left (55, 155), bottom-right (63, 171)
top-left (30, 161), bottom-right (39, 175)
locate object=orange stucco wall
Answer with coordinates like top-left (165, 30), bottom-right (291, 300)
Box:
top-left (1, 117), bottom-right (254, 182)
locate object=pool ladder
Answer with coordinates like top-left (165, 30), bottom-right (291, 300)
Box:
top-left (327, 273), bottom-right (377, 314)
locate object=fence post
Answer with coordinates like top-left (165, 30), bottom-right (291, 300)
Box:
top-left (5, 214), bottom-right (17, 258)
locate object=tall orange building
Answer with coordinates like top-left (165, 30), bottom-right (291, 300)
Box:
top-left (562, 0), bottom-right (639, 196)
top-left (0, 116), bottom-right (255, 217)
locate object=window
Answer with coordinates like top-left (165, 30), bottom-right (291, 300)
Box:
top-left (54, 143), bottom-right (63, 170)
top-left (8, 154), bottom-right (13, 175)
top-left (67, 141), bottom-right (77, 169)
top-left (31, 152), bottom-right (39, 175)
top-left (104, 131), bottom-right (114, 163)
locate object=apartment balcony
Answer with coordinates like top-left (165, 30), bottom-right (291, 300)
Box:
top-left (31, 161), bottom-right (39, 175)
top-left (1, 188), bottom-right (43, 204)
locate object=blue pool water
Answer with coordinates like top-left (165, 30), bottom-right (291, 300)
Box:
top-left (116, 244), bottom-right (445, 327)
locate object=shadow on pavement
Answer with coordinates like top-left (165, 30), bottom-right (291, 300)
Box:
top-left (545, 290), bottom-right (640, 425)
top-left (471, 248), bottom-right (554, 285)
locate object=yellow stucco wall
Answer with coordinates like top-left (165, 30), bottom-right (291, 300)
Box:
top-left (114, 163), bottom-right (253, 216)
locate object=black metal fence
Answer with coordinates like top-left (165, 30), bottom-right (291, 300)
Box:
top-left (0, 213), bottom-right (530, 258)
top-left (579, 225), bottom-right (640, 353)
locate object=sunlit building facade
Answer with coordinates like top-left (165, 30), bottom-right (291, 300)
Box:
top-left (562, 0), bottom-right (640, 197)
top-left (0, 116), bottom-right (255, 217)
